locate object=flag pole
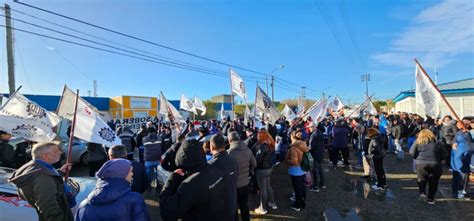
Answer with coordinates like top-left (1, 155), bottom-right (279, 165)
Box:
top-left (414, 59), bottom-right (464, 128)
top-left (253, 83), bottom-right (259, 129)
top-left (64, 89), bottom-right (79, 181)
top-left (0, 85), bottom-right (22, 110)
top-left (229, 68), bottom-right (235, 121)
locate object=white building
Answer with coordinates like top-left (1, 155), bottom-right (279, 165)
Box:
top-left (393, 78), bottom-right (474, 118)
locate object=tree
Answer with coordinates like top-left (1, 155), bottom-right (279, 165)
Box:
top-left (372, 100), bottom-right (387, 111)
top-left (203, 101), bottom-right (216, 119)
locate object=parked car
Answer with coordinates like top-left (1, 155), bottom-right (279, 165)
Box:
top-left (8, 137), bottom-right (90, 166)
top-left (61, 138), bottom-right (90, 165)
top-left (0, 167), bottom-right (96, 221)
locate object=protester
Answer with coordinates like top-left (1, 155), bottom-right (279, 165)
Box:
top-left (286, 130), bottom-right (309, 211)
top-left (161, 134), bottom-right (186, 172)
top-left (0, 130), bottom-right (15, 168)
top-left (208, 134), bottom-right (238, 220)
top-left (254, 130), bottom-right (277, 215)
top-left (441, 115), bottom-right (458, 167)
top-left (135, 125), bottom-right (148, 164)
top-left (228, 131), bottom-right (257, 221)
top-left (331, 119), bottom-right (350, 166)
top-left (8, 142), bottom-right (73, 221)
top-left (142, 127), bottom-right (162, 187)
top-left (367, 128), bottom-right (386, 191)
top-left (308, 124), bottom-right (326, 192)
top-left (75, 159), bottom-right (150, 221)
top-left (109, 145), bottom-right (148, 194)
top-left (409, 129), bottom-right (446, 204)
top-left (86, 142), bottom-right (107, 177)
top-left (119, 126), bottom-right (137, 160)
top-left (451, 122), bottom-right (472, 199)
top-left (392, 117), bottom-right (404, 160)
top-left (159, 139), bottom-right (229, 220)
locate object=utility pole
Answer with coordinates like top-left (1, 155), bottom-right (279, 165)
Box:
top-left (361, 74), bottom-right (370, 97)
top-left (93, 80), bottom-right (98, 97)
top-left (434, 67), bottom-right (438, 85)
top-left (271, 75), bottom-right (275, 102)
top-left (5, 4), bottom-right (15, 95)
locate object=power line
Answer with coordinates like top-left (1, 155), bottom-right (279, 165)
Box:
top-left (13, 0), bottom-right (270, 76)
top-left (7, 7), bottom-right (266, 80)
top-left (1, 24), bottom-right (264, 83)
top-left (2, 15), bottom-right (254, 80)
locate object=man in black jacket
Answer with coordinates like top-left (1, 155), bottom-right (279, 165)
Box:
top-left (308, 124), bottom-right (326, 192)
top-left (108, 145), bottom-right (148, 194)
top-left (209, 134), bottom-right (238, 221)
top-left (159, 139), bottom-right (229, 221)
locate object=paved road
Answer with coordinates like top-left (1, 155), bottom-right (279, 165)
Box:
top-left (71, 150), bottom-right (474, 221)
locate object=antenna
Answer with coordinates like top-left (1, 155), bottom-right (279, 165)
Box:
top-left (93, 80), bottom-right (98, 97)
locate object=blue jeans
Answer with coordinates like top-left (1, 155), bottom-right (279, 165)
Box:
top-left (407, 136), bottom-right (416, 151)
top-left (388, 137), bottom-right (395, 153)
top-left (145, 161), bottom-right (160, 185)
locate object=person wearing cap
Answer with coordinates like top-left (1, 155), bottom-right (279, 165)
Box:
top-left (75, 159), bottom-right (149, 221)
top-left (108, 145), bottom-right (148, 194)
top-left (8, 142), bottom-right (73, 221)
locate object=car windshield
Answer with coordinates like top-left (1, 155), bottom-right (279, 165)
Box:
top-left (0, 167), bottom-right (15, 184)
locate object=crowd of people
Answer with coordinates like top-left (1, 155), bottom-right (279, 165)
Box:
top-left (2, 110), bottom-right (474, 220)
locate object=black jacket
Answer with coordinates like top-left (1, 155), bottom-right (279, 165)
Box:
top-left (136, 130), bottom-right (148, 147)
top-left (255, 143), bottom-right (273, 170)
top-left (159, 140), bottom-right (230, 221)
top-left (309, 131), bottom-right (325, 161)
top-left (143, 134), bottom-right (162, 162)
top-left (244, 134), bottom-right (257, 151)
top-left (0, 139), bottom-right (15, 168)
top-left (130, 160), bottom-right (149, 194)
top-left (208, 151), bottom-right (238, 220)
top-left (368, 135), bottom-right (385, 160)
top-left (161, 142), bottom-right (182, 172)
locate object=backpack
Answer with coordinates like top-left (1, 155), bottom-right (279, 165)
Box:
top-left (301, 152), bottom-right (314, 172)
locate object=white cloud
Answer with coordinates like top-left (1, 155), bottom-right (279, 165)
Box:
top-left (373, 0), bottom-right (474, 68)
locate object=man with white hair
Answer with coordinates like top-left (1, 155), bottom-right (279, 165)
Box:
top-left (9, 142), bottom-right (73, 221)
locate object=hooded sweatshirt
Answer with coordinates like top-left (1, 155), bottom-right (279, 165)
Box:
top-left (8, 160), bottom-right (73, 221)
top-left (159, 140), bottom-right (230, 221)
top-left (74, 178), bottom-right (149, 221)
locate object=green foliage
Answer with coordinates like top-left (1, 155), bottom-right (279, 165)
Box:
top-left (203, 101), bottom-right (216, 119)
top-left (373, 100), bottom-right (387, 111)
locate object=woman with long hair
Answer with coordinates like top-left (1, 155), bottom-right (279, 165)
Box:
top-left (410, 129), bottom-right (446, 204)
top-left (254, 130), bottom-right (277, 215)
top-left (286, 130), bottom-right (309, 212)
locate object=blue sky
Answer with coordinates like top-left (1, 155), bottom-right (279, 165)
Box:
top-left (1, 0), bottom-right (473, 105)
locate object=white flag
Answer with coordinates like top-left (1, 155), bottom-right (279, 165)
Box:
top-left (57, 86), bottom-right (121, 147)
top-left (244, 105), bottom-right (252, 125)
top-left (0, 115), bottom-right (57, 142)
top-left (160, 92), bottom-right (185, 123)
top-left (281, 104), bottom-right (296, 121)
top-left (180, 94), bottom-right (197, 115)
top-left (0, 91), bottom-right (60, 142)
top-left (193, 96), bottom-right (207, 116)
top-left (415, 64), bottom-right (441, 117)
top-left (365, 101), bottom-right (378, 115)
top-left (220, 103), bottom-right (226, 121)
top-left (230, 69), bottom-right (247, 100)
top-left (303, 97), bottom-right (328, 123)
top-left (255, 86), bottom-right (280, 124)
top-left (57, 87), bottom-right (109, 122)
top-left (348, 97), bottom-right (372, 118)
top-left (328, 96), bottom-right (344, 111)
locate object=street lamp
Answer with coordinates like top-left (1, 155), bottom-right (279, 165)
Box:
top-left (270, 64), bottom-right (285, 102)
top-left (361, 74), bottom-right (370, 97)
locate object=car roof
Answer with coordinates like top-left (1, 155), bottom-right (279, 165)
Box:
top-left (0, 167), bottom-right (18, 194)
